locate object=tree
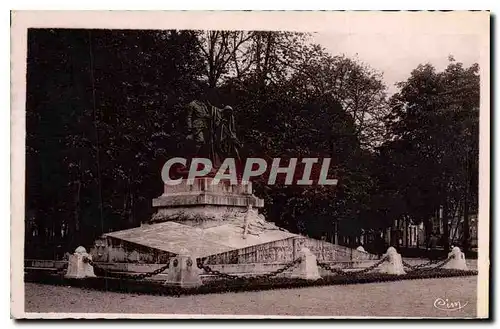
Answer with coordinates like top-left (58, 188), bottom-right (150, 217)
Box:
top-left (212, 35), bottom-right (384, 242)
top-left (382, 59), bottom-right (479, 252)
top-left (25, 29), bottom-right (205, 257)
top-left (28, 28), bottom-right (429, 258)
top-left (189, 30), bottom-right (387, 242)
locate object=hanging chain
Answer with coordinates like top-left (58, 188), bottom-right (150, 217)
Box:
top-left (348, 256), bottom-right (388, 275)
top-left (317, 256), bottom-right (388, 276)
top-left (197, 258), bottom-right (302, 281)
top-left (80, 252), bottom-right (474, 285)
top-left (402, 254), bottom-right (455, 272)
top-left (84, 257), bottom-right (170, 280)
top-left (316, 262), bottom-right (348, 276)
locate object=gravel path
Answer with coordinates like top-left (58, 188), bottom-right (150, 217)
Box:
top-left (25, 277), bottom-right (477, 318)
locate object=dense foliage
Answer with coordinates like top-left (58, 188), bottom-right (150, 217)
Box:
top-left (25, 29), bottom-right (479, 258)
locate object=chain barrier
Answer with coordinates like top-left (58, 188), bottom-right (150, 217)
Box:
top-left (402, 255), bottom-right (454, 272)
top-left (84, 257), bottom-right (170, 280)
top-left (38, 253), bottom-right (478, 297)
top-left (316, 262), bottom-right (348, 276)
top-left (349, 256), bottom-right (388, 274)
top-left (318, 256), bottom-right (388, 276)
top-left (197, 258), bottom-right (302, 281)
top-left (401, 255), bottom-right (478, 276)
top-left (81, 252), bottom-right (472, 285)
top-left (432, 255), bottom-right (454, 269)
top-left (246, 258), bottom-right (302, 280)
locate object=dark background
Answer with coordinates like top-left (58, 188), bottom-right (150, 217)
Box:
top-left (24, 28), bottom-right (479, 259)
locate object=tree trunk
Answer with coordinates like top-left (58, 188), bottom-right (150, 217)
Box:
top-left (442, 202), bottom-right (450, 253)
top-left (463, 152), bottom-right (471, 253)
top-left (71, 179), bottom-right (81, 242)
top-left (423, 216), bottom-right (432, 246)
top-left (129, 190), bottom-right (135, 226)
top-left (334, 221), bottom-right (338, 244)
top-left (405, 217), bottom-right (409, 248)
top-left (463, 191), bottom-right (470, 253)
top-left (260, 32), bottom-right (273, 89)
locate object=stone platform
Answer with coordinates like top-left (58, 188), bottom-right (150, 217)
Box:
top-left (90, 178), bottom-right (377, 268)
top-left (91, 220), bottom-right (376, 265)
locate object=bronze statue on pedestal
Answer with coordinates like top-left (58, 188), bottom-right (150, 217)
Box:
top-left (176, 99), bottom-right (242, 178)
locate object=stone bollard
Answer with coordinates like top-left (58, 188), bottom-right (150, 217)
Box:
top-left (65, 246), bottom-right (96, 279)
top-left (356, 246), bottom-right (366, 252)
top-left (164, 249), bottom-right (202, 288)
top-left (442, 247), bottom-right (468, 271)
top-left (286, 247), bottom-right (321, 280)
top-left (379, 247), bottom-right (406, 275)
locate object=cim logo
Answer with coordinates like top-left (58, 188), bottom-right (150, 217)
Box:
top-left (433, 298), bottom-right (469, 311)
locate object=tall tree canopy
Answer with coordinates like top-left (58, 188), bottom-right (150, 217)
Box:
top-left (375, 59), bottom-right (479, 251)
top-left (25, 29), bottom-right (479, 258)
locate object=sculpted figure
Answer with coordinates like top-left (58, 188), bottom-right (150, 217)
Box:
top-left (175, 100), bottom-right (241, 178)
top-left (240, 204), bottom-right (283, 238)
top-left (185, 100), bottom-right (241, 166)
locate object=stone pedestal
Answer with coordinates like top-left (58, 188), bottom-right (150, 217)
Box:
top-left (442, 247), bottom-right (468, 271)
top-left (379, 247), bottom-right (406, 275)
top-left (286, 247), bottom-right (320, 280)
top-left (164, 249), bottom-right (202, 288)
top-left (65, 246), bottom-right (96, 279)
top-left (151, 177), bottom-right (264, 225)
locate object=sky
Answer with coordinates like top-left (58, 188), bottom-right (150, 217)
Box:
top-left (313, 32), bottom-right (480, 95)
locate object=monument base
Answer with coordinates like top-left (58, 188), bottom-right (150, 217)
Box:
top-left (90, 177), bottom-right (378, 273)
top-left (151, 177), bottom-right (264, 225)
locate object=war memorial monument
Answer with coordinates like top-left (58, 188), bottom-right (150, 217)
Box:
top-left (15, 12), bottom-right (487, 319)
top-left (24, 99), bottom-right (475, 293)
top-left (87, 100), bottom-right (377, 282)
